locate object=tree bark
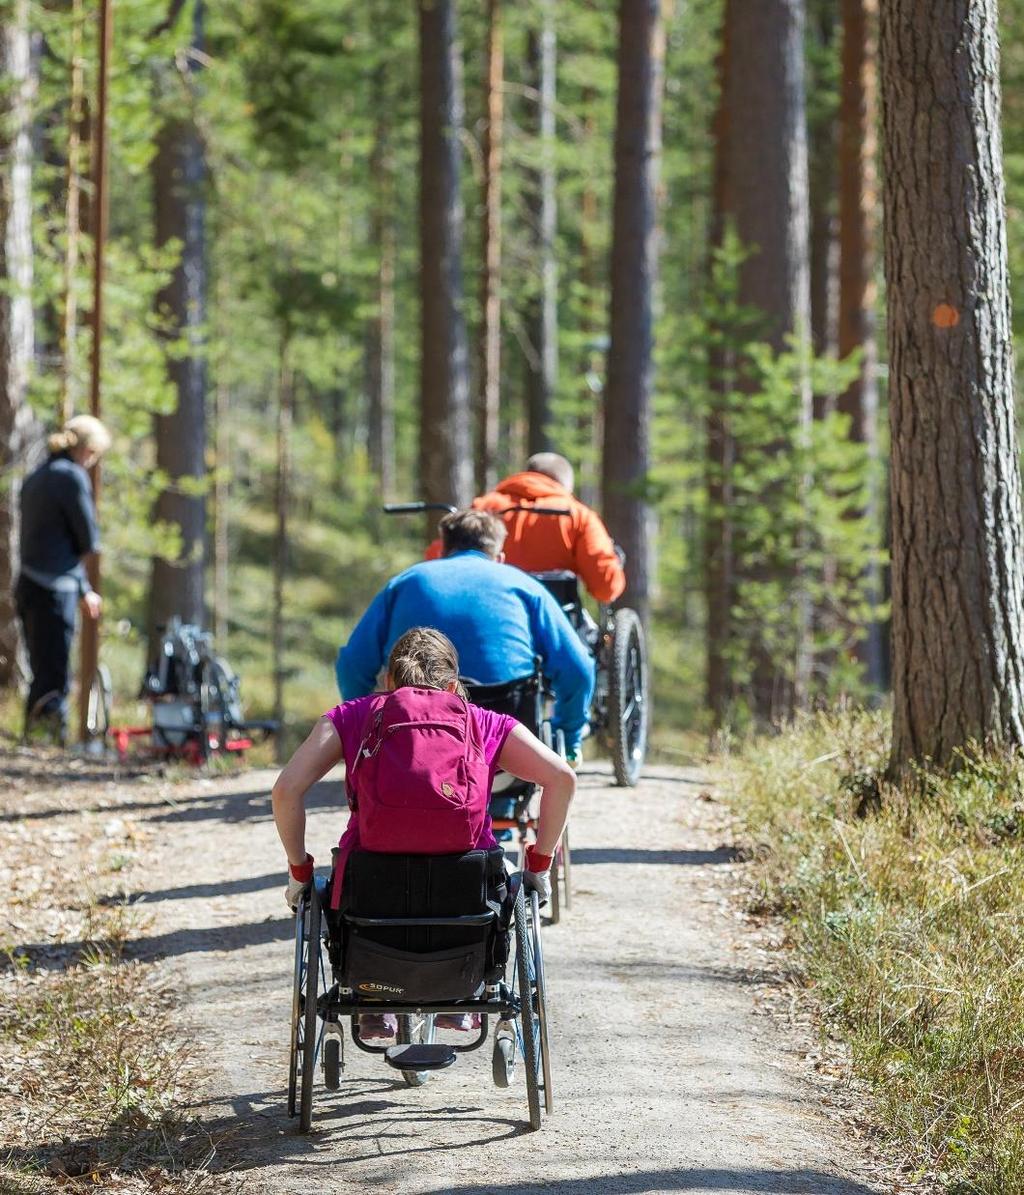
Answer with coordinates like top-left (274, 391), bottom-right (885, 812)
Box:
top-left (807, 0), bottom-right (838, 398)
top-left (272, 336), bottom-right (292, 764)
top-left (524, 2), bottom-right (558, 458)
top-left (148, 1), bottom-right (207, 647)
top-left (726, 0), bottom-right (812, 721)
top-left (881, 0), bottom-right (1024, 772)
top-left (368, 68), bottom-right (396, 500)
top-left (602, 0), bottom-right (665, 631)
top-left (837, 0), bottom-right (884, 689)
top-left (476, 0), bottom-right (503, 493)
top-left (705, 0), bottom-right (734, 725)
top-left (0, 0), bottom-right (35, 689)
top-left (60, 0), bottom-right (85, 424)
top-left (418, 0), bottom-right (472, 521)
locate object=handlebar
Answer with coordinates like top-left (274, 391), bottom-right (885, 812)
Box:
top-left (383, 502), bottom-right (459, 515)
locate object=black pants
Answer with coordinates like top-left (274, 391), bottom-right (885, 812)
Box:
top-left (15, 575), bottom-right (77, 731)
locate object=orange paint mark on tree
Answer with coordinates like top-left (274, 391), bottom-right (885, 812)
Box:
top-left (933, 303), bottom-right (960, 328)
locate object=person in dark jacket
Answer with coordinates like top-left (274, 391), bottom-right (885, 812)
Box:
top-left (16, 414), bottom-right (111, 742)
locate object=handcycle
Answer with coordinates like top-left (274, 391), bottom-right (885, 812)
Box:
top-left (98, 618), bottom-right (277, 764)
top-left (384, 500), bottom-right (649, 786)
top-left (463, 665), bottom-right (572, 925)
top-left (289, 849), bottom-right (553, 1132)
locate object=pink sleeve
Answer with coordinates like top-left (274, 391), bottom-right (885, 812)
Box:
top-left (471, 706), bottom-right (518, 767)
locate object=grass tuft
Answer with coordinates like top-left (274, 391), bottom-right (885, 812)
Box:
top-left (724, 709), bottom-right (1024, 1193)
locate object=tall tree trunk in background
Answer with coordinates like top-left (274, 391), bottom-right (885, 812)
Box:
top-left (148, 1), bottom-right (207, 647)
top-left (838, 0), bottom-right (883, 689)
top-left (881, 0), bottom-right (1024, 773)
top-left (476, 0), bottom-right (503, 492)
top-left (727, 0), bottom-right (812, 721)
top-left (0, 0), bottom-right (35, 690)
top-left (577, 90), bottom-right (601, 509)
top-left (602, 0), bottom-right (665, 631)
top-left (705, 1), bottom-right (734, 726)
top-left (367, 69), bottom-right (396, 500)
top-left (60, 0), bottom-right (85, 423)
top-left (807, 0), bottom-right (838, 410)
top-left (524, 1), bottom-right (557, 457)
top-left (419, 0), bottom-right (472, 521)
top-left (272, 335), bottom-right (292, 763)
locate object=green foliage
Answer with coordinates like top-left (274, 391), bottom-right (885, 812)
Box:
top-left (701, 230), bottom-right (883, 721)
top-left (726, 713), bottom-right (1024, 1192)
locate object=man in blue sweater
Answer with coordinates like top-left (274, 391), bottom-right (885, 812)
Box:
top-left (336, 509), bottom-right (595, 757)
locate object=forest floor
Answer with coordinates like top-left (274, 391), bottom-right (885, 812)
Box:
top-left (0, 755), bottom-right (905, 1195)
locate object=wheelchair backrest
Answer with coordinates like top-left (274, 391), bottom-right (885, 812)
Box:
top-left (338, 848), bottom-right (509, 1002)
top-left (464, 672), bottom-right (543, 734)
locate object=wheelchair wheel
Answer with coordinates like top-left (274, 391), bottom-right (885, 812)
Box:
top-left (86, 664), bottom-right (112, 741)
top-left (287, 895), bottom-right (306, 1118)
top-left (299, 883), bottom-right (323, 1132)
top-left (514, 887), bottom-right (542, 1130)
top-left (608, 607), bottom-right (648, 787)
top-left (531, 892), bottom-right (554, 1113)
top-left (492, 1021), bottom-right (516, 1087)
top-left (397, 1013), bottom-right (436, 1087)
top-left (558, 826), bottom-right (572, 914)
top-left (323, 1034), bottom-right (342, 1091)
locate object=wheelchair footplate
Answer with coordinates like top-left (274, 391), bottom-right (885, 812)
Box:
top-left (385, 1043), bottom-right (458, 1072)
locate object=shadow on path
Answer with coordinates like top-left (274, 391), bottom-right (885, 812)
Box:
top-left (424, 1168), bottom-right (879, 1194)
top-left (570, 846), bottom-right (739, 866)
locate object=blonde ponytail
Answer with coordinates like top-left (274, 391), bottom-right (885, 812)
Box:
top-left (47, 428), bottom-right (79, 454)
top-left (48, 414), bottom-right (111, 459)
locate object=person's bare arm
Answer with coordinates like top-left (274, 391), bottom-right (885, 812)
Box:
top-left (271, 717), bottom-right (344, 866)
top-left (497, 723), bottom-right (575, 856)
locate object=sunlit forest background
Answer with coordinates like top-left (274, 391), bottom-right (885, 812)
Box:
top-left (4, 0), bottom-right (1024, 748)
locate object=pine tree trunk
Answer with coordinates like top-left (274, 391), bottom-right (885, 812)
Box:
top-left (272, 336), bottom-right (292, 764)
top-left (524, 2), bottom-right (557, 458)
top-left (705, 0), bottom-right (734, 725)
top-left (475, 0), bottom-right (503, 493)
top-left (148, 1), bottom-right (207, 646)
top-left (726, 0), bottom-right (812, 721)
top-left (368, 71), bottom-right (396, 500)
top-left (602, 0), bottom-right (666, 631)
top-left (882, 0), bottom-right (1024, 772)
top-left (418, 0), bottom-right (472, 520)
top-left (807, 0), bottom-right (838, 405)
top-left (838, 0), bottom-right (884, 689)
top-left (0, 0), bottom-right (35, 690)
top-left (60, 0), bottom-right (85, 424)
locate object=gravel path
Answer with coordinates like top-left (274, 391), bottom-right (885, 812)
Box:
top-left (108, 761), bottom-right (883, 1195)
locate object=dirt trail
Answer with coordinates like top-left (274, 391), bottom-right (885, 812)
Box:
top-left (104, 761), bottom-right (883, 1195)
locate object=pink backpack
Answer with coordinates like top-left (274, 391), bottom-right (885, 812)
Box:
top-left (346, 687), bottom-right (489, 855)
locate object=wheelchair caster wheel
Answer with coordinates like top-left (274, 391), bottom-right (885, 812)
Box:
top-left (492, 1022), bottom-right (516, 1088)
top-left (324, 1037), bottom-right (341, 1091)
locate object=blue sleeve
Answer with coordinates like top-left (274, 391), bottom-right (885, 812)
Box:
top-left (527, 588), bottom-right (596, 753)
top-left (336, 584), bottom-right (393, 699)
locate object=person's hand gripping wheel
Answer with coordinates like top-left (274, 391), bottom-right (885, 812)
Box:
top-left (523, 843), bottom-right (552, 905)
top-left (285, 854), bottom-right (314, 909)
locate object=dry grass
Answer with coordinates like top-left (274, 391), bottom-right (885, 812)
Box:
top-left (0, 755), bottom-right (236, 1194)
top-left (724, 709), bottom-right (1024, 1194)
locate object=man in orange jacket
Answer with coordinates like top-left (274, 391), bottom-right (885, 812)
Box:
top-left (426, 452), bottom-right (626, 603)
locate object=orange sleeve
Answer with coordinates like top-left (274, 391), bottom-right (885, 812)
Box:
top-left (425, 537), bottom-right (443, 560)
top-left (573, 507), bottom-right (626, 603)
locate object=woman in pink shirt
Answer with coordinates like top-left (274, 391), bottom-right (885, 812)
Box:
top-left (272, 627), bottom-right (575, 1038)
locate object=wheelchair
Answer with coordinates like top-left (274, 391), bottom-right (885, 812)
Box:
top-left (463, 668), bottom-right (571, 925)
top-left (288, 849), bottom-right (553, 1133)
top-left (383, 500), bottom-right (649, 787)
top-left (531, 569), bottom-right (648, 788)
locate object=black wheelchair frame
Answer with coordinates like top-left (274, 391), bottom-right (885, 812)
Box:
top-left (288, 865), bottom-right (553, 1134)
top-left (464, 667), bottom-right (572, 924)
